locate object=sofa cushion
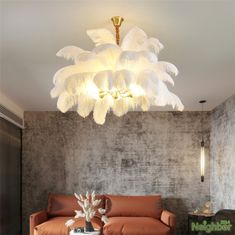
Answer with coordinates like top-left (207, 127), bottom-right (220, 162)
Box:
top-left (34, 217), bottom-right (102, 235)
top-left (106, 195), bottom-right (162, 219)
top-left (47, 194), bottom-right (105, 217)
top-left (103, 217), bottom-right (170, 235)
top-left (47, 194), bottom-right (81, 217)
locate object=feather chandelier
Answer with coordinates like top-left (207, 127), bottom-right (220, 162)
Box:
top-left (51, 16), bottom-right (184, 124)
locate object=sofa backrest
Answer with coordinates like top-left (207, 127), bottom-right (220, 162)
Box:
top-left (47, 194), bottom-right (105, 217)
top-left (105, 195), bottom-right (162, 219)
top-left (47, 194), bottom-right (80, 217)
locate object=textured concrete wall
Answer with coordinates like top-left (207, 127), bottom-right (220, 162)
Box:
top-left (210, 94), bottom-right (235, 211)
top-left (22, 111), bottom-right (211, 235)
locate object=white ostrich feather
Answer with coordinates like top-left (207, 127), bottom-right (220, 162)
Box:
top-left (143, 37), bottom-right (164, 54)
top-left (153, 80), bottom-right (183, 110)
top-left (155, 61), bottom-right (178, 76)
top-left (139, 96), bottom-right (151, 111)
top-left (52, 66), bottom-right (84, 86)
top-left (112, 98), bottom-right (130, 117)
top-left (116, 70), bottom-right (133, 89)
top-left (121, 26), bottom-right (147, 51)
top-left (87, 28), bottom-right (116, 46)
top-left (154, 71), bottom-right (175, 85)
top-left (94, 44), bottom-right (121, 69)
top-left (93, 71), bottom-right (111, 90)
top-left (75, 52), bottom-right (94, 64)
top-left (65, 73), bottom-right (93, 95)
top-left (153, 78), bottom-right (172, 107)
top-left (52, 65), bottom-right (73, 84)
top-left (53, 59), bottom-right (106, 85)
top-left (77, 97), bottom-right (95, 118)
top-left (138, 51), bottom-right (158, 63)
top-left (117, 51), bottom-right (143, 72)
top-left (129, 83), bottom-right (145, 98)
top-left (51, 66), bottom-right (77, 98)
top-left (77, 57), bottom-right (107, 72)
top-left (93, 95), bottom-right (113, 125)
top-left (50, 86), bottom-right (62, 98)
top-left (56, 46), bottom-right (87, 62)
top-left (112, 71), bottom-right (128, 90)
top-left (118, 51), bottom-right (139, 65)
top-left (117, 51), bottom-right (153, 72)
top-left (168, 92), bottom-right (184, 111)
top-left (121, 27), bottom-right (163, 55)
top-left (57, 92), bottom-right (76, 113)
top-left (134, 71), bottom-right (165, 108)
top-left (136, 70), bottom-right (159, 98)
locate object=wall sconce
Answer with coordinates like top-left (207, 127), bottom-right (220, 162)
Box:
top-left (199, 100), bottom-right (206, 182)
top-left (200, 139), bottom-right (205, 182)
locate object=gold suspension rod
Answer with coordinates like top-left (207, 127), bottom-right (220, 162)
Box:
top-left (111, 16), bottom-right (124, 45)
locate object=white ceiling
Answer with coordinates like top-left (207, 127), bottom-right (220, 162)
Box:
top-left (0, 0), bottom-right (235, 111)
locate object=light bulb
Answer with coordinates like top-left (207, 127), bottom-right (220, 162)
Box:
top-left (87, 82), bottom-right (99, 99)
top-left (129, 84), bottom-right (145, 97)
top-left (200, 141), bottom-right (205, 182)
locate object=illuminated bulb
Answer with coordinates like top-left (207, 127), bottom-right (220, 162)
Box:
top-left (200, 140), bottom-right (205, 182)
top-left (99, 89), bottom-right (133, 100)
top-left (129, 84), bottom-right (145, 97)
top-left (87, 83), bottom-right (99, 99)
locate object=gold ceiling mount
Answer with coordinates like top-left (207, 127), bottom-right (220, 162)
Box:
top-left (111, 16), bottom-right (124, 27)
top-left (111, 16), bottom-right (124, 46)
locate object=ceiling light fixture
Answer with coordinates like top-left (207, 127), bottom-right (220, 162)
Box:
top-left (51, 16), bottom-right (184, 124)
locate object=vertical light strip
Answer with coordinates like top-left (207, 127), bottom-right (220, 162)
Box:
top-left (200, 141), bottom-right (205, 182)
top-left (199, 100), bottom-right (206, 182)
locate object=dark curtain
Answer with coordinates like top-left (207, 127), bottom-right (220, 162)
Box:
top-left (0, 117), bottom-right (21, 235)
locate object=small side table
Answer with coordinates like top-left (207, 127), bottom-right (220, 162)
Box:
top-left (188, 212), bottom-right (215, 235)
top-left (70, 230), bottom-right (100, 235)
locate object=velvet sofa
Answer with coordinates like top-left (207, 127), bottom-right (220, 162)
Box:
top-left (30, 194), bottom-right (176, 235)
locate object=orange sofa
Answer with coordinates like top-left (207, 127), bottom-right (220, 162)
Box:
top-left (30, 194), bottom-right (176, 235)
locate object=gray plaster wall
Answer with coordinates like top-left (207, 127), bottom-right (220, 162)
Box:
top-left (22, 111), bottom-right (211, 235)
top-left (210, 94), bottom-right (235, 211)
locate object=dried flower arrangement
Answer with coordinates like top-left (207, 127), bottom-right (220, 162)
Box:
top-left (65, 191), bottom-right (109, 232)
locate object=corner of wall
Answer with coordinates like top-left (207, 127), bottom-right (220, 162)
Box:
top-left (0, 91), bottom-right (24, 119)
top-left (209, 93), bottom-right (235, 211)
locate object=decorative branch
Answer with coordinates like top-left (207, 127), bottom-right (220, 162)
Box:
top-left (65, 191), bottom-right (109, 230)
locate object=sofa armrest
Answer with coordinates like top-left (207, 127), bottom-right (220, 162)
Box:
top-left (161, 210), bottom-right (176, 234)
top-left (30, 210), bottom-right (48, 235)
